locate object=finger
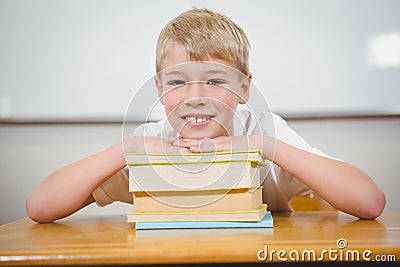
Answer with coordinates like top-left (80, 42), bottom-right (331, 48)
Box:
top-left (167, 137), bottom-right (176, 144)
top-left (189, 146), bottom-right (200, 153)
top-left (172, 140), bottom-right (192, 148)
top-left (174, 139), bottom-right (202, 147)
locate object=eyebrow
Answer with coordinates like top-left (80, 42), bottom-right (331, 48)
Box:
top-left (164, 71), bottom-right (185, 76)
top-left (163, 69), bottom-right (229, 78)
top-left (205, 69), bottom-right (229, 76)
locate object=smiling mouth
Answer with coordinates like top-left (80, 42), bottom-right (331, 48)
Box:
top-left (182, 115), bottom-right (215, 124)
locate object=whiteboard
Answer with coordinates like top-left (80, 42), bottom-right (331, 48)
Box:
top-left (0, 0), bottom-right (399, 121)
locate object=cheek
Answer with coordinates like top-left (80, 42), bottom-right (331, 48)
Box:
top-left (213, 91), bottom-right (239, 111)
top-left (162, 92), bottom-right (181, 114)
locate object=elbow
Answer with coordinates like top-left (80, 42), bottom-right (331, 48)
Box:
top-left (26, 193), bottom-right (54, 223)
top-left (360, 189), bottom-right (386, 220)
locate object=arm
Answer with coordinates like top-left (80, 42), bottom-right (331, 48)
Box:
top-left (26, 136), bottom-right (190, 223)
top-left (269, 138), bottom-right (385, 219)
top-left (174, 135), bottom-right (386, 219)
top-left (26, 142), bottom-right (126, 223)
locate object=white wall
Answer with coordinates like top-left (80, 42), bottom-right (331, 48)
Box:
top-left (1, 0), bottom-right (399, 225)
top-left (0, 0), bottom-right (399, 120)
top-left (1, 118), bottom-right (399, 225)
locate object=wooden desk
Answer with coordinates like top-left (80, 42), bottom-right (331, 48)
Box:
top-left (0, 211), bottom-right (399, 265)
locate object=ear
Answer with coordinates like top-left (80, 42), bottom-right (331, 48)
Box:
top-left (239, 73), bottom-right (252, 104)
top-left (154, 75), bottom-right (165, 105)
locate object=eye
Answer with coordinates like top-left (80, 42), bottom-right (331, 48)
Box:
top-left (167, 80), bottom-right (186, 86)
top-left (206, 79), bottom-right (225, 86)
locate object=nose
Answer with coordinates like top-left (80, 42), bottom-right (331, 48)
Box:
top-left (184, 82), bottom-right (209, 107)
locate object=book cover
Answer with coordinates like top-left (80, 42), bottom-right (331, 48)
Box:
top-left (125, 150), bottom-right (265, 166)
top-left (133, 187), bottom-right (263, 213)
top-left (135, 211), bottom-right (273, 230)
top-left (127, 204), bottom-right (268, 223)
top-left (129, 161), bottom-right (263, 192)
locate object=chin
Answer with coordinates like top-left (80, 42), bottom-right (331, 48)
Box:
top-left (179, 129), bottom-right (226, 140)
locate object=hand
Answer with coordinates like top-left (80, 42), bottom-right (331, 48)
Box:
top-left (124, 136), bottom-right (191, 154)
top-left (172, 135), bottom-right (263, 153)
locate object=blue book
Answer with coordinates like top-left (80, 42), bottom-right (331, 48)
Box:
top-left (135, 211), bottom-right (273, 230)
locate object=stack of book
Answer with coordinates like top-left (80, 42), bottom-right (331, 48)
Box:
top-left (125, 150), bottom-right (273, 229)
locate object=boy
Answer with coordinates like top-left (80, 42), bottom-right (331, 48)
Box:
top-left (26, 8), bottom-right (385, 223)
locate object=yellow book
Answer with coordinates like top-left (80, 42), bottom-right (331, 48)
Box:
top-left (133, 187), bottom-right (263, 213)
top-left (127, 204), bottom-right (268, 223)
top-left (125, 150), bottom-right (265, 166)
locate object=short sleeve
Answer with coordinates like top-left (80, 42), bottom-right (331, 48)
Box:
top-left (92, 168), bottom-right (132, 207)
top-left (259, 112), bottom-right (342, 211)
top-left (92, 119), bottom-right (177, 207)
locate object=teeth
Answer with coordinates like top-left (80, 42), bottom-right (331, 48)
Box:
top-left (186, 116), bottom-right (209, 123)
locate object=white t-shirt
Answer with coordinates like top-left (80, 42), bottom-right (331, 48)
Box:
top-left (93, 109), bottom-right (331, 211)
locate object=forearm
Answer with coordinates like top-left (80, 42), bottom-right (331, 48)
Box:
top-left (164, 135), bottom-right (385, 219)
top-left (26, 142), bottom-right (126, 223)
top-left (263, 138), bottom-right (385, 219)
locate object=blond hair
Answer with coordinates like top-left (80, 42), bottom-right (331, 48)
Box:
top-left (156, 8), bottom-right (250, 74)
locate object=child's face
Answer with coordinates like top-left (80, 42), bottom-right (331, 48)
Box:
top-left (155, 44), bottom-right (251, 139)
